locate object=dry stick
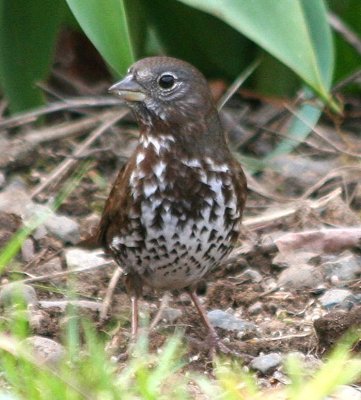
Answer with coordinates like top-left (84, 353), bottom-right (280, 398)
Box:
top-left (0, 97), bottom-right (122, 130)
top-left (0, 111), bottom-right (120, 169)
top-left (26, 110), bottom-right (121, 144)
top-left (36, 81), bottom-right (73, 104)
top-left (247, 332), bottom-right (312, 343)
top-left (31, 110), bottom-right (127, 199)
top-left (52, 68), bottom-right (104, 96)
top-left (243, 187), bottom-right (342, 230)
top-left (328, 11), bottom-right (361, 56)
top-left (99, 267), bottom-right (123, 323)
top-left (149, 293), bottom-right (171, 331)
top-left (252, 123), bottom-right (340, 156)
top-left (0, 261), bottom-right (113, 286)
top-left (301, 166), bottom-right (361, 199)
top-left (332, 69), bottom-right (361, 93)
top-left (217, 59), bottom-right (260, 110)
top-left (244, 171), bottom-right (293, 203)
top-left (285, 104), bottom-right (361, 159)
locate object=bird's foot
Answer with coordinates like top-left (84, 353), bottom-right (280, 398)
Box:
top-left (206, 332), bottom-right (237, 358)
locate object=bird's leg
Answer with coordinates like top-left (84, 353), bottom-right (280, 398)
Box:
top-left (125, 272), bottom-right (143, 342)
top-left (112, 274), bottom-right (142, 362)
top-left (112, 295), bottom-right (138, 362)
top-left (188, 290), bottom-right (230, 355)
top-left (130, 295), bottom-right (139, 339)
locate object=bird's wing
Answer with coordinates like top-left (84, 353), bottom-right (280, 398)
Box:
top-left (97, 161), bottom-right (133, 250)
top-left (77, 162), bottom-right (129, 249)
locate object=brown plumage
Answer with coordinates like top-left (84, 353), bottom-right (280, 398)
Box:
top-left (98, 56), bottom-right (247, 349)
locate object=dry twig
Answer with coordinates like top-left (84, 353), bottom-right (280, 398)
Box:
top-left (99, 267), bottom-right (123, 323)
top-left (328, 11), bottom-right (361, 55)
top-left (0, 97), bottom-right (122, 130)
top-left (285, 105), bottom-right (361, 159)
top-left (0, 111), bottom-right (123, 169)
top-left (31, 110), bottom-right (127, 198)
top-left (149, 293), bottom-right (171, 331)
top-left (243, 187), bottom-right (342, 230)
top-left (301, 166), bottom-right (361, 199)
top-left (1, 261), bottom-right (113, 286)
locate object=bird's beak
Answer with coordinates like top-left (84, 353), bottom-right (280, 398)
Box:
top-left (108, 74), bottom-right (146, 102)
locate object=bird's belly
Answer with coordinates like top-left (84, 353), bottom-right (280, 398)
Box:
top-left (110, 195), bottom-right (237, 290)
top-left (122, 215), bottom-right (231, 290)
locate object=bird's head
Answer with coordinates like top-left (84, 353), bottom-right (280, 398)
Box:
top-left (109, 56), bottom-right (216, 129)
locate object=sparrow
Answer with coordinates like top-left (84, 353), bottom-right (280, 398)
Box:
top-left (98, 56), bottom-right (247, 350)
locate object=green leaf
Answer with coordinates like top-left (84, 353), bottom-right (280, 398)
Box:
top-left (254, 52), bottom-right (299, 97)
top-left (141, 0), bottom-right (253, 79)
top-left (177, 0), bottom-right (335, 105)
top-left (0, 0), bottom-right (65, 112)
top-left (65, 0), bottom-right (145, 75)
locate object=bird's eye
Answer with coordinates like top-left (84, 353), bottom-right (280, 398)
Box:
top-left (158, 74), bottom-right (175, 89)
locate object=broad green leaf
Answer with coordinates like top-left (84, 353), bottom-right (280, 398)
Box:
top-left (177, 0), bottom-right (335, 106)
top-left (0, 0), bottom-right (65, 112)
top-left (254, 52), bottom-right (299, 97)
top-left (65, 0), bottom-right (145, 75)
top-left (141, 0), bottom-right (253, 79)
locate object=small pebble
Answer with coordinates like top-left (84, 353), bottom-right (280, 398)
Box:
top-left (21, 238), bottom-right (35, 263)
top-left (322, 251), bottom-right (361, 282)
top-left (278, 264), bottom-right (323, 289)
top-left (248, 301), bottom-right (263, 315)
top-left (178, 293), bottom-right (191, 305)
top-left (319, 289), bottom-right (352, 309)
top-left (65, 248), bottom-right (109, 270)
top-left (331, 385), bottom-right (361, 400)
top-left (207, 309), bottom-right (257, 335)
top-left (37, 257), bottom-right (63, 275)
top-left (32, 225), bottom-right (48, 240)
top-left (287, 351), bottom-right (323, 371)
top-left (0, 283), bottom-right (38, 307)
top-left (240, 268), bottom-right (262, 283)
top-left (303, 354), bottom-right (323, 371)
top-left (337, 293), bottom-right (361, 310)
top-left (28, 306), bottom-right (52, 335)
top-left (250, 353), bottom-right (282, 374)
top-left (161, 307), bottom-right (182, 323)
top-left (273, 370), bottom-right (290, 384)
top-left (44, 214), bottom-right (80, 244)
top-left (272, 251), bottom-right (319, 269)
top-left (0, 184), bottom-right (33, 217)
top-left (24, 203), bottom-right (80, 244)
top-left (22, 336), bottom-right (65, 365)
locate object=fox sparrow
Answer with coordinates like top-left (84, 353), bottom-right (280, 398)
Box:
top-left (98, 56), bottom-right (247, 349)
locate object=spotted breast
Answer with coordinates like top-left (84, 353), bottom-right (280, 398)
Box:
top-left (106, 132), bottom-right (242, 290)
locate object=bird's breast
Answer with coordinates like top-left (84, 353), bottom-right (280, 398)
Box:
top-left (109, 140), bottom-right (241, 290)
